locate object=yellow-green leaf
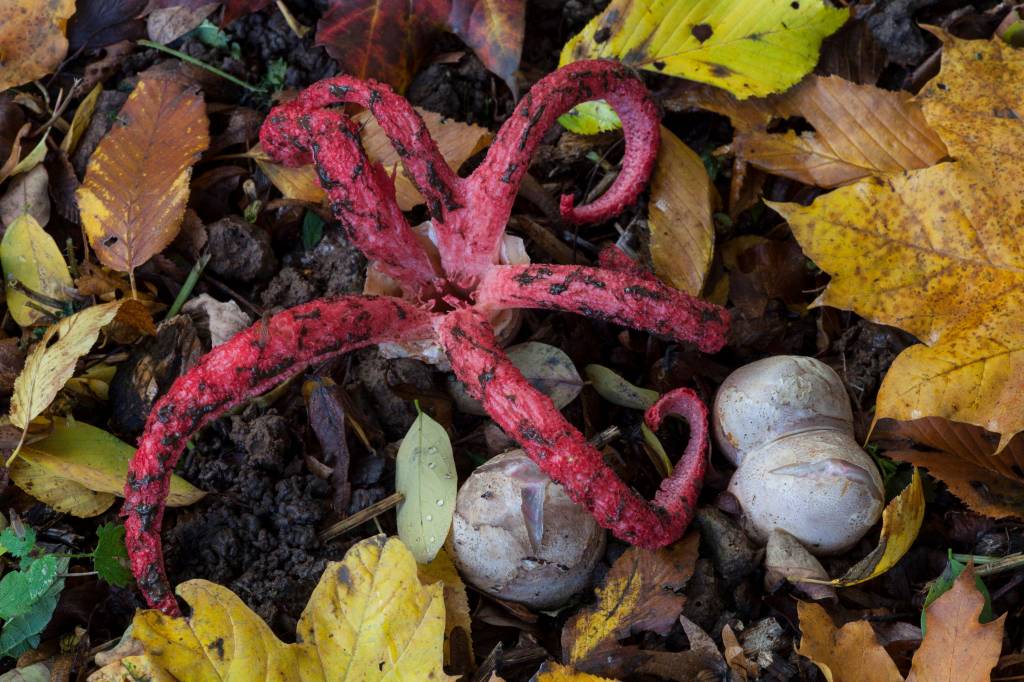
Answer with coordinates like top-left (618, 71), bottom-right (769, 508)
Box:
top-left (829, 468), bottom-right (924, 586)
top-left (10, 301), bottom-right (123, 430)
top-left (9, 132), bottom-right (49, 178)
top-left (584, 364), bottom-right (658, 410)
top-left (61, 84), bottom-right (102, 155)
top-left (649, 126), bottom-right (715, 295)
top-left (396, 411), bottom-right (457, 564)
top-left (0, 214), bottom-right (73, 327)
top-left (132, 535), bottom-right (453, 681)
top-left (9, 418), bottom-right (205, 517)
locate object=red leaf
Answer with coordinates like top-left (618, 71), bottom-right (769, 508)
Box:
top-left (315, 0), bottom-right (448, 93)
top-left (447, 0), bottom-right (525, 94)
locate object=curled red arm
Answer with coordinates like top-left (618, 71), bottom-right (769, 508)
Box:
top-left (456, 60), bottom-right (661, 282)
top-left (260, 103), bottom-right (439, 294)
top-left (437, 307), bottom-right (707, 548)
top-left (474, 263), bottom-right (729, 353)
top-left (123, 296), bottom-right (435, 614)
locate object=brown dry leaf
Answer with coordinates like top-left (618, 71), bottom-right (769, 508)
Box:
top-left (722, 625), bottom-right (758, 681)
top-left (418, 547), bottom-right (473, 667)
top-left (77, 75), bottom-right (209, 280)
top-left (252, 143), bottom-right (326, 204)
top-left (355, 107), bottom-right (492, 211)
top-left (876, 417), bottom-right (1024, 518)
top-left (771, 35), bottom-right (1024, 449)
top-left (906, 565), bottom-right (1005, 682)
top-left (532, 662), bottom-right (617, 682)
top-left (647, 126), bottom-right (714, 295)
top-left (732, 76), bottom-right (947, 187)
top-left (0, 0), bottom-right (76, 91)
top-left (765, 529), bottom-right (836, 602)
top-left (796, 601), bottom-right (903, 682)
top-left (563, 533), bottom-right (698, 667)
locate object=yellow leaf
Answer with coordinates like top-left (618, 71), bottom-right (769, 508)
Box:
top-left (418, 548), bottom-right (473, 666)
top-left (829, 468), bottom-right (924, 587)
top-left (533, 661), bottom-right (618, 682)
top-left (61, 84), bottom-right (103, 155)
top-left (560, 0), bottom-right (847, 99)
top-left (10, 418), bottom-right (205, 517)
top-left (356, 108), bottom-right (492, 211)
top-left (770, 35), bottom-right (1024, 449)
top-left (0, 213), bottom-right (74, 327)
top-left (796, 602), bottom-right (903, 682)
top-left (252, 144), bottom-right (326, 204)
top-left (906, 564), bottom-right (1005, 682)
top-left (648, 126), bottom-right (715, 295)
top-left (9, 301), bottom-right (124, 430)
top-left (0, 0), bottom-right (75, 91)
top-left (10, 131), bottom-right (50, 177)
top-left (563, 534), bottom-right (698, 666)
top-left (729, 75), bottom-right (948, 188)
top-left (78, 76), bottom-right (209, 278)
top-left (133, 535), bottom-right (453, 681)
top-left (88, 655), bottom-right (178, 682)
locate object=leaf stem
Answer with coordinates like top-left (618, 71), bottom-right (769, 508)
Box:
top-left (165, 253), bottom-right (210, 320)
top-left (137, 40), bottom-right (266, 93)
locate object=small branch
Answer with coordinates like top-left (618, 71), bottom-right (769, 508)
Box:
top-left (319, 492), bottom-right (403, 542)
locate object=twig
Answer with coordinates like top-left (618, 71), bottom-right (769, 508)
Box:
top-left (319, 492), bottom-right (403, 542)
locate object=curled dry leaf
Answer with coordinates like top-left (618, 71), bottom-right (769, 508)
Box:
top-left (772, 35), bottom-right (1024, 449)
top-left (906, 564), bottom-right (1005, 682)
top-left (0, 0), bottom-right (76, 91)
top-left (765, 529), bottom-right (836, 602)
top-left (77, 75), bottom-right (209, 279)
top-left (648, 127), bottom-right (715, 295)
top-left (9, 418), bottom-right (204, 517)
top-left (797, 601), bottom-right (903, 682)
top-left (132, 535), bottom-right (453, 681)
top-left (828, 468), bottom-right (924, 587)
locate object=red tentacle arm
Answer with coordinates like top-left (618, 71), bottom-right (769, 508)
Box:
top-left (455, 60), bottom-right (661, 282)
top-left (123, 296), bottom-right (435, 614)
top-left (597, 245), bottom-right (658, 282)
top-left (289, 77), bottom-right (469, 272)
top-left (474, 264), bottom-right (729, 353)
top-left (260, 102), bottom-right (439, 294)
top-left (437, 307), bottom-right (707, 549)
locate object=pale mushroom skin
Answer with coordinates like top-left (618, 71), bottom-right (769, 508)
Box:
top-left (714, 356), bottom-right (884, 555)
top-left (450, 450), bottom-right (606, 609)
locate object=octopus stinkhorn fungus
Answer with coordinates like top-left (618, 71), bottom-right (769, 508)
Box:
top-left (123, 60), bottom-right (730, 615)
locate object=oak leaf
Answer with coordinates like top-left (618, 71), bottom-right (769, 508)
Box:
top-left (0, 0), bottom-right (76, 91)
top-left (906, 564), bottom-right (1005, 682)
top-left (132, 535), bottom-right (453, 681)
top-left (772, 35), bottom-right (1024, 449)
top-left (796, 601), bottom-right (903, 682)
top-left (648, 126), bottom-right (715, 295)
top-left (77, 75), bottom-right (209, 282)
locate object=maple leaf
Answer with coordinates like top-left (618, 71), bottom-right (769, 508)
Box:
top-left (77, 74), bottom-right (209, 287)
top-left (130, 535), bottom-right (453, 681)
top-left (772, 34), bottom-right (1024, 450)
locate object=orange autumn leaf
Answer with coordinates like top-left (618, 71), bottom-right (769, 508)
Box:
top-left (0, 0), bottom-right (76, 91)
top-left (77, 75), bottom-right (209, 280)
top-left (796, 602), bottom-right (902, 682)
top-left (771, 35), bottom-right (1024, 449)
top-left (906, 565), bottom-right (1005, 682)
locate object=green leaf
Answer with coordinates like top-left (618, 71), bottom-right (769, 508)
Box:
top-left (93, 523), bottom-right (131, 587)
top-left (192, 20), bottom-right (230, 49)
top-left (558, 101), bottom-right (623, 135)
top-left (584, 364), bottom-right (659, 410)
top-left (0, 559), bottom-right (66, 659)
top-left (395, 412), bottom-right (457, 564)
top-left (922, 553), bottom-right (994, 634)
top-left (0, 527), bottom-right (35, 559)
top-left (302, 211), bottom-right (325, 251)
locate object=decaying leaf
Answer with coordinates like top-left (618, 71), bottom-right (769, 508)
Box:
top-left (765, 529), bottom-right (836, 602)
top-left (724, 76), bottom-right (948, 188)
top-left (61, 84), bottom-right (103, 155)
top-left (77, 75), bottom-right (209, 280)
top-left (447, 0), bottom-right (526, 94)
top-left (796, 601), bottom-right (903, 682)
top-left (132, 535), bottom-right (453, 681)
top-left (533, 662), bottom-right (616, 682)
top-left (395, 411), bottom-right (457, 564)
top-left (418, 548), bottom-right (473, 667)
top-left (0, 0), bottom-right (76, 91)
top-left (9, 301), bottom-right (125, 432)
top-left (558, 0), bottom-right (847, 132)
top-left (0, 213), bottom-right (73, 327)
top-left (771, 36), bottom-right (1024, 449)
top-left (563, 533), bottom-right (698, 668)
top-left (829, 468), bottom-right (924, 587)
top-left (251, 143), bottom-right (325, 204)
top-left (906, 565), bottom-right (1005, 682)
top-left (648, 126), bottom-right (715, 295)
top-left (355, 107), bottom-right (492, 211)
top-left (0, 163), bottom-right (50, 228)
top-left (9, 418), bottom-right (205, 517)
